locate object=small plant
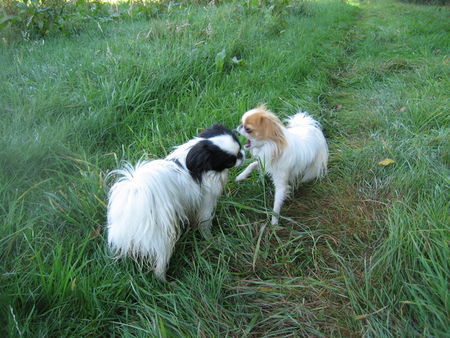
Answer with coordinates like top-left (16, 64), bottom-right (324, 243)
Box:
top-left (126, 0), bottom-right (165, 19)
top-left (401, 0), bottom-right (447, 4)
top-left (242, 0), bottom-right (292, 15)
top-left (0, 0), bottom-right (114, 40)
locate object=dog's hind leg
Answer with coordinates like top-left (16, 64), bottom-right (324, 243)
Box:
top-left (154, 257), bottom-right (168, 282)
top-left (271, 174), bottom-right (290, 225)
top-left (152, 236), bottom-right (176, 282)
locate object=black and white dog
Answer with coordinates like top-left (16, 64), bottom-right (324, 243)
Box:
top-left (107, 124), bottom-right (244, 281)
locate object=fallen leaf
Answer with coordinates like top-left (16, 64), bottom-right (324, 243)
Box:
top-left (433, 49), bottom-right (441, 54)
top-left (91, 226), bottom-right (101, 239)
top-left (335, 104), bottom-right (343, 109)
top-left (399, 106), bottom-right (407, 112)
top-left (378, 158), bottom-right (395, 166)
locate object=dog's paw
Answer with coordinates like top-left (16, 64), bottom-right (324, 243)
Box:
top-left (154, 270), bottom-right (167, 282)
top-left (200, 225), bottom-right (213, 240)
top-left (271, 216), bottom-right (279, 225)
top-left (235, 173), bottom-right (248, 182)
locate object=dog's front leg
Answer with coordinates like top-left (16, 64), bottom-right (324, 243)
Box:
top-left (271, 175), bottom-right (289, 225)
top-left (236, 161), bottom-right (259, 181)
top-left (197, 193), bottom-right (220, 239)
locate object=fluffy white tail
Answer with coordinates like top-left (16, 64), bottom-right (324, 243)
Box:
top-left (286, 111), bottom-right (323, 130)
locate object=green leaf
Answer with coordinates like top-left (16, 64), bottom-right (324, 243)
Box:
top-left (231, 56), bottom-right (245, 66)
top-left (0, 15), bottom-right (20, 29)
top-left (215, 48), bottom-right (226, 73)
top-left (15, 2), bottom-right (28, 9)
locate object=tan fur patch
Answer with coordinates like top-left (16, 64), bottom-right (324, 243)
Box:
top-left (242, 105), bottom-right (287, 156)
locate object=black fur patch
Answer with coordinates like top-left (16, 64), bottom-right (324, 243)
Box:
top-left (198, 124), bottom-right (240, 144)
top-left (186, 139), bottom-right (238, 182)
top-left (170, 158), bottom-right (183, 169)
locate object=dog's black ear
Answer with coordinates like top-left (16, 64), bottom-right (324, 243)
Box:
top-left (186, 139), bottom-right (238, 182)
top-left (186, 140), bottom-right (214, 183)
top-left (199, 124), bottom-right (228, 138)
top-left (199, 124), bottom-right (240, 144)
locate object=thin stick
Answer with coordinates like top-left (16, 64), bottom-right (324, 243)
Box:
top-left (355, 306), bottom-right (388, 320)
top-left (252, 221), bottom-right (269, 271)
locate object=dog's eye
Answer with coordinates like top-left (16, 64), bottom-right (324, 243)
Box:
top-left (244, 127), bottom-right (252, 133)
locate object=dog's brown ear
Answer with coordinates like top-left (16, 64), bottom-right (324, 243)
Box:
top-left (249, 113), bottom-right (263, 128)
top-left (256, 103), bottom-right (268, 111)
top-left (260, 111), bottom-right (287, 156)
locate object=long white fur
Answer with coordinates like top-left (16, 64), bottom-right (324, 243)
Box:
top-left (107, 138), bottom-right (236, 281)
top-left (237, 111), bottom-right (328, 225)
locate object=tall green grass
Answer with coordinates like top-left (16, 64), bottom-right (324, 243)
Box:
top-left (1, 0), bottom-right (448, 335)
top-left (326, 0), bottom-right (449, 335)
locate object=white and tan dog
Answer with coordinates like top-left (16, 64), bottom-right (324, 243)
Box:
top-left (236, 105), bottom-right (328, 224)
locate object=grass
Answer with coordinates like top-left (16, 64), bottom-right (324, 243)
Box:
top-left (1, 0), bottom-right (448, 336)
top-left (325, 1), bottom-right (449, 335)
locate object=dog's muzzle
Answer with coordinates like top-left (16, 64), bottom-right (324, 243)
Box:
top-left (236, 150), bottom-right (245, 166)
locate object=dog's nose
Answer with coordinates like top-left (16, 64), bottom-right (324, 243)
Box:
top-left (235, 150), bottom-right (245, 166)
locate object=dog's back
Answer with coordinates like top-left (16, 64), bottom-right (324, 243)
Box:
top-left (284, 112), bottom-right (328, 183)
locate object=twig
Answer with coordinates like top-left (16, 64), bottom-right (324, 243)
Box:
top-left (341, 199), bottom-right (389, 206)
top-left (252, 222), bottom-right (269, 271)
top-left (355, 305), bottom-right (388, 320)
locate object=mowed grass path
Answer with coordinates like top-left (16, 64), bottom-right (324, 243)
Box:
top-left (1, 0), bottom-right (448, 336)
top-left (323, 1), bottom-right (449, 335)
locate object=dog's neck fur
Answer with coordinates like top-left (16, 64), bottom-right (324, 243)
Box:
top-left (251, 127), bottom-right (287, 165)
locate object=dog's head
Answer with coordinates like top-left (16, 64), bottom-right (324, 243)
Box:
top-left (237, 104), bottom-right (286, 154)
top-left (186, 124), bottom-right (244, 182)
